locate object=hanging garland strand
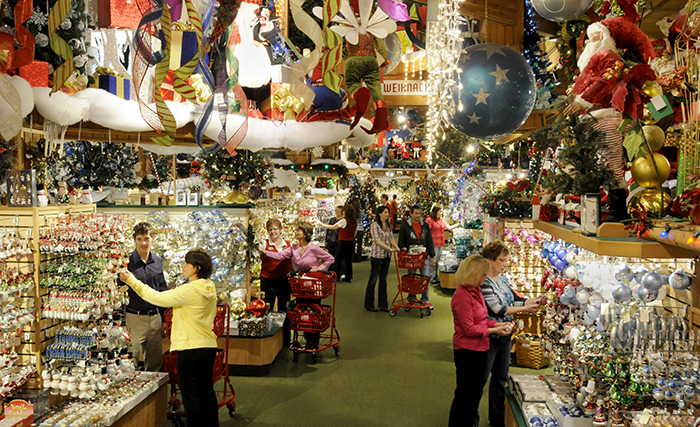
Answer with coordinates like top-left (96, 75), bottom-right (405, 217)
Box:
top-left (435, 150), bottom-right (488, 194)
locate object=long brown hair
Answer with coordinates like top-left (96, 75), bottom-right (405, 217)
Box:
top-left (430, 205), bottom-right (442, 220)
top-left (344, 204), bottom-right (357, 224)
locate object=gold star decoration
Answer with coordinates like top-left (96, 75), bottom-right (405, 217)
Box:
top-left (489, 64), bottom-right (510, 84)
top-left (472, 88), bottom-right (490, 106)
top-left (467, 113), bottom-right (481, 124)
top-left (478, 44), bottom-right (508, 60)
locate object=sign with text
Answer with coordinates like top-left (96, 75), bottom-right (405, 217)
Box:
top-left (382, 80), bottom-right (430, 96)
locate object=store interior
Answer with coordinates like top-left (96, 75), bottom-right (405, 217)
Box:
top-left (2, 0), bottom-right (700, 425)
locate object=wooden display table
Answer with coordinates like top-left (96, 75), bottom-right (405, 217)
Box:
top-left (439, 271), bottom-right (457, 289)
top-left (110, 382), bottom-right (167, 427)
top-left (505, 386), bottom-right (527, 427)
top-left (219, 328), bottom-right (283, 366)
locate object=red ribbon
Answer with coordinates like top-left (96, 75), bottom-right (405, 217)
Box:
top-left (7, 0), bottom-right (35, 71)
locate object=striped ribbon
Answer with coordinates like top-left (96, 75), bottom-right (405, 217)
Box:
top-left (47, 0), bottom-right (74, 93)
top-left (435, 151), bottom-right (487, 193)
top-left (0, 74), bottom-right (21, 140)
top-left (208, 0), bottom-right (241, 49)
top-left (132, 0), bottom-right (167, 134)
top-left (169, 0), bottom-right (202, 103)
top-left (151, 5), bottom-right (177, 146)
top-left (289, 0), bottom-right (322, 75)
top-left (322, 0), bottom-right (343, 94)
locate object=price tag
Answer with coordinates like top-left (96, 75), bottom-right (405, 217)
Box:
top-left (640, 308), bottom-right (650, 322)
top-left (24, 332), bottom-right (30, 341)
top-left (30, 356), bottom-right (36, 365)
top-left (26, 228), bottom-right (32, 238)
top-left (13, 216), bottom-right (18, 226)
top-left (640, 408), bottom-right (653, 424)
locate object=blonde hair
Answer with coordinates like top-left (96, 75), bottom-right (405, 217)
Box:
top-left (454, 255), bottom-right (490, 288)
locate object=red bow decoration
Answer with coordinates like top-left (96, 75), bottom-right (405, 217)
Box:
top-left (623, 208), bottom-right (652, 239)
top-left (611, 63), bottom-right (656, 120)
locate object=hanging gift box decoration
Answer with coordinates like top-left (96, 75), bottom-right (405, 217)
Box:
top-left (90, 74), bottom-right (131, 100)
top-left (97, 0), bottom-right (143, 28)
top-left (18, 61), bottom-right (50, 88)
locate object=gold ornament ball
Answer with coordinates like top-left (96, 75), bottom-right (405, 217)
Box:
top-left (628, 188), bottom-right (672, 218)
top-left (631, 153), bottom-right (671, 188)
top-left (643, 83), bottom-right (661, 98)
top-left (642, 125), bottom-right (666, 152)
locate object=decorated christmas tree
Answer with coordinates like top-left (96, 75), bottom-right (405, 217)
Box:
top-left (346, 176), bottom-right (379, 222)
top-left (199, 150), bottom-right (274, 195)
top-left (416, 178), bottom-right (445, 217)
top-left (523, 0), bottom-right (558, 89)
top-left (55, 141), bottom-right (140, 189)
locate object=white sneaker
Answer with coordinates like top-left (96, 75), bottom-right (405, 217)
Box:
top-left (340, 275), bottom-right (346, 281)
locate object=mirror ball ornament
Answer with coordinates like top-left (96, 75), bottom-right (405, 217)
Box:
top-left (248, 299), bottom-right (268, 317)
top-left (612, 284), bottom-right (632, 302)
top-left (450, 44), bottom-right (537, 140)
top-left (669, 269), bottom-right (692, 290)
top-left (531, 0), bottom-right (594, 22)
top-left (383, 33), bottom-right (403, 75)
top-left (641, 271), bottom-right (664, 291)
top-left (631, 153), bottom-right (671, 188)
top-left (627, 188), bottom-right (672, 218)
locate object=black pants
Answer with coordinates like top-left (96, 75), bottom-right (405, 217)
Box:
top-left (260, 276), bottom-right (291, 345)
top-left (354, 230), bottom-right (365, 261)
top-left (449, 348), bottom-right (488, 427)
top-left (392, 214), bottom-right (397, 231)
top-left (327, 242), bottom-right (345, 276)
top-left (364, 256), bottom-right (390, 310)
top-left (177, 347), bottom-right (219, 427)
top-left (479, 335), bottom-right (512, 427)
top-left (332, 240), bottom-right (354, 280)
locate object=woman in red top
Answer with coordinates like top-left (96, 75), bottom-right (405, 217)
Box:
top-left (449, 255), bottom-right (512, 427)
top-left (259, 219), bottom-right (293, 345)
top-left (317, 205), bottom-right (357, 283)
top-left (426, 206), bottom-right (460, 286)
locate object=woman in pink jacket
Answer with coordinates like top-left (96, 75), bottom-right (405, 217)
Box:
top-left (449, 255), bottom-right (512, 427)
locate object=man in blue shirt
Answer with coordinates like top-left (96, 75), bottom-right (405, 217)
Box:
top-left (117, 222), bottom-right (167, 372)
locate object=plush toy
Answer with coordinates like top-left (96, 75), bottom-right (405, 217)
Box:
top-left (252, 6), bottom-right (279, 63)
top-left (331, 0), bottom-right (397, 134)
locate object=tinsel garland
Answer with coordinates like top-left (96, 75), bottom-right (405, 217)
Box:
top-left (275, 162), bottom-right (348, 177)
top-left (385, 159), bottom-right (426, 169)
top-left (374, 179), bottom-right (414, 192)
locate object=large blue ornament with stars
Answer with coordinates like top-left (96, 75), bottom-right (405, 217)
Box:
top-left (450, 43), bottom-right (536, 140)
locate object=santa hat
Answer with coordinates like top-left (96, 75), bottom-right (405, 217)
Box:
top-left (594, 17), bottom-right (656, 64)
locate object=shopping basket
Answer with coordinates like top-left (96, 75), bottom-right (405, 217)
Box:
top-left (163, 305), bottom-right (228, 338)
top-left (289, 271), bottom-right (334, 299)
top-left (397, 251), bottom-right (427, 269)
top-left (288, 305), bottom-right (332, 333)
top-left (163, 348), bottom-right (226, 385)
top-left (514, 333), bottom-right (549, 369)
top-left (400, 274), bottom-right (430, 295)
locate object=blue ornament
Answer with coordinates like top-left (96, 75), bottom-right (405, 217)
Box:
top-left (557, 249), bottom-right (567, 260)
top-left (450, 44), bottom-right (536, 140)
top-left (541, 249), bottom-right (549, 258)
top-left (555, 259), bottom-right (568, 271)
top-left (66, 147), bottom-right (75, 156)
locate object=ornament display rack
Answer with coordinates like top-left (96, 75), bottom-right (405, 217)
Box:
top-left (0, 204), bottom-right (96, 387)
top-left (96, 205), bottom-right (252, 302)
top-left (534, 219), bottom-right (700, 336)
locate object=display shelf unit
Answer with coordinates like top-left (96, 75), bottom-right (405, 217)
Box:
top-left (0, 204), bottom-right (96, 385)
top-left (533, 220), bottom-right (698, 258)
top-left (218, 328), bottom-right (283, 366)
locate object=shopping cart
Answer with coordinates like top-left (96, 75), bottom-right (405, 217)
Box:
top-left (162, 303), bottom-right (235, 426)
top-left (390, 251), bottom-right (433, 318)
top-left (288, 271), bottom-right (340, 363)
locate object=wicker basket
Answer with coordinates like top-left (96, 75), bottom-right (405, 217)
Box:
top-left (514, 333), bottom-right (549, 369)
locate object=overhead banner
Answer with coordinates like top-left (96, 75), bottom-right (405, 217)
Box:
top-left (382, 80), bottom-right (430, 96)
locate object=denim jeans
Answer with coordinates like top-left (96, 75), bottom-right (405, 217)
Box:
top-left (428, 245), bottom-right (443, 283)
top-left (364, 256), bottom-right (391, 310)
top-left (408, 257), bottom-right (430, 302)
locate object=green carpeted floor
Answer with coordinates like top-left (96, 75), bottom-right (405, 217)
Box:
top-left (168, 254), bottom-right (551, 427)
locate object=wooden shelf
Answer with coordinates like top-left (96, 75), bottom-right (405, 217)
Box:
top-left (533, 220), bottom-right (698, 259)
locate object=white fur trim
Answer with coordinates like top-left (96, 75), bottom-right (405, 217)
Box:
top-left (574, 95), bottom-right (595, 110)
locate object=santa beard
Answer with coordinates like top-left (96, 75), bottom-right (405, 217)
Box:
top-left (577, 36), bottom-right (619, 70)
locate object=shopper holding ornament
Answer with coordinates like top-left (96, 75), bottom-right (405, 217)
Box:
top-left (259, 219), bottom-right (293, 346)
top-left (258, 222), bottom-right (335, 272)
top-left (120, 249), bottom-right (219, 427)
top-left (449, 255), bottom-right (513, 427)
top-left (480, 240), bottom-right (543, 427)
top-left (364, 206), bottom-right (400, 312)
top-left (117, 222), bottom-right (167, 373)
top-left (317, 205), bottom-right (357, 282)
top-left (426, 206), bottom-right (460, 287)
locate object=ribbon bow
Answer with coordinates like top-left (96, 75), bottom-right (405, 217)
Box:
top-left (273, 85), bottom-right (305, 121)
top-left (94, 67), bottom-right (124, 78)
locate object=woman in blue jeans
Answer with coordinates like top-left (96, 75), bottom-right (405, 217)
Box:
top-left (364, 206), bottom-right (399, 312)
top-left (480, 241), bottom-right (542, 427)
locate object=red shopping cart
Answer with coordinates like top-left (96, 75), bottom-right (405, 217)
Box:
top-left (162, 303), bottom-right (235, 426)
top-left (390, 251), bottom-right (433, 318)
top-left (288, 271), bottom-right (340, 364)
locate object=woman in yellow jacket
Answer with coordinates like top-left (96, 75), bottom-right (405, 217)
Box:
top-left (120, 248), bottom-right (219, 427)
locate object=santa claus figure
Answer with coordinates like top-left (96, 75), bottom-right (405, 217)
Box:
top-left (564, 17), bottom-right (657, 220)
